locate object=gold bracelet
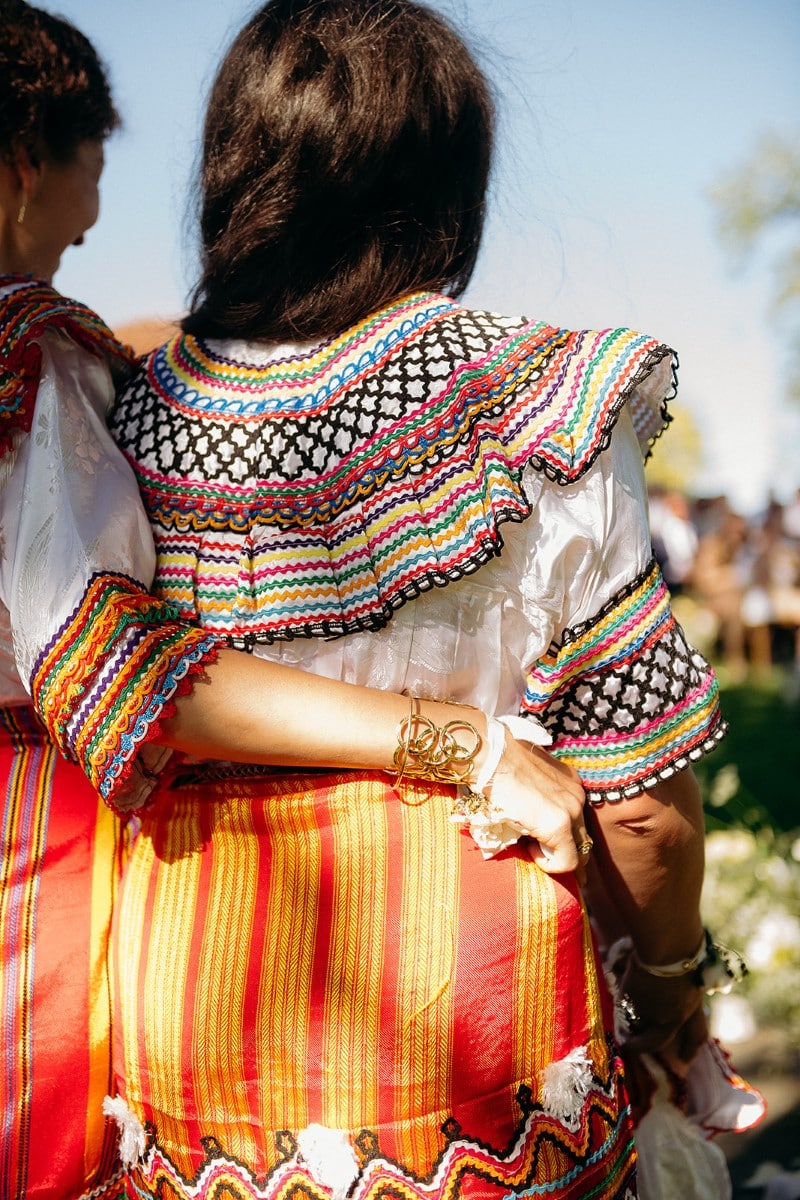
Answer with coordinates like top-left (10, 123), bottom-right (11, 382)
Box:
top-left (393, 694), bottom-right (417, 787)
top-left (392, 709), bottom-right (482, 786)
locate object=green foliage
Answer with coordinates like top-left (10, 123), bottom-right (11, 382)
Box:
top-left (697, 674), bottom-right (800, 1043)
top-left (695, 674), bottom-right (800, 835)
top-left (703, 826), bottom-right (800, 1045)
top-left (645, 403), bottom-right (705, 494)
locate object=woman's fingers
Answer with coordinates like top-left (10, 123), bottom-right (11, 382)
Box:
top-left (488, 738), bottom-right (588, 873)
top-left (529, 835), bottom-right (580, 874)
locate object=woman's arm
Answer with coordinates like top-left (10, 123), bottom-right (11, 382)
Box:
top-left (586, 767), bottom-right (708, 1060)
top-left (514, 412), bottom-right (727, 1062)
top-left (0, 325), bottom-right (588, 857)
top-left (160, 647), bottom-right (590, 875)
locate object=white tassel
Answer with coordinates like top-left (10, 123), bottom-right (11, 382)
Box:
top-left (540, 1047), bottom-right (593, 1124)
top-left (102, 1095), bottom-right (146, 1166)
top-left (296, 1123), bottom-right (359, 1200)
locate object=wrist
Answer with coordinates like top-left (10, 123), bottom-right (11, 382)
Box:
top-left (627, 927), bottom-right (748, 995)
top-left (632, 929), bottom-right (708, 979)
top-left (391, 696), bottom-right (489, 786)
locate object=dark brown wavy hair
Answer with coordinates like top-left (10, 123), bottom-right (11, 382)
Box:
top-left (0, 0), bottom-right (118, 166)
top-left (183, 0), bottom-right (494, 343)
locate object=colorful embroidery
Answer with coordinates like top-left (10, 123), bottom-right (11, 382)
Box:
top-left (113, 771), bottom-right (630, 1197)
top-left (120, 1072), bottom-right (636, 1199)
top-left (30, 573), bottom-right (218, 811)
top-left (523, 560), bottom-right (727, 802)
top-left (0, 276), bottom-right (134, 457)
top-left (111, 293), bottom-right (675, 643)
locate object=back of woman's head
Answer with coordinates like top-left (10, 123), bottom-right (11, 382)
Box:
top-left (0, 0), bottom-right (118, 166)
top-left (184, 0), bottom-right (494, 343)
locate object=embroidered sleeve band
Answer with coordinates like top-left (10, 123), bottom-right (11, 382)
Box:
top-left (0, 276), bottom-right (134, 457)
top-left (522, 561), bottom-right (727, 802)
top-left (30, 572), bottom-right (218, 812)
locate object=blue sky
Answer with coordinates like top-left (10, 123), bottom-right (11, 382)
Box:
top-left (52, 0), bottom-right (800, 511)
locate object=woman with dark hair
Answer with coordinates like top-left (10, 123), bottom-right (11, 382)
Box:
top-left (182, 0), bottom-right (492, 342)
top-left (1, 5), bottom-right (591, 1197)
top-left (101, 2), bottom-right (751, 1197)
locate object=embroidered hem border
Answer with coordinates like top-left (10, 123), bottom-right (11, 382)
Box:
top-left (119, 1065), bottom-right (636, 1200)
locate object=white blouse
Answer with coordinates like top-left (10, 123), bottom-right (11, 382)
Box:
top-left (0, 328), bottom-right (156, 706)
top-left (248, 410), bottom-right (652, 718)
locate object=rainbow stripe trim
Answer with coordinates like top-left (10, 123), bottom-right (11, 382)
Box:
top-left (523, 561), bottom-right (727, 802)
top-left (0, 276), bottom-right (134, 457)
top-left (30, 573), bottom-right (218, 811)
top-left (114, 294), bottom-right (676, 643)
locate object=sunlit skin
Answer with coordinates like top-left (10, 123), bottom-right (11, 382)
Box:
top-left (0, 139), bottom-right (104, 280)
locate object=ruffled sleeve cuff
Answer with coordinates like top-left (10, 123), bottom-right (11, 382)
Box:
top-left (30, 572), bottom-right (219, 814)
top-left (521, 560), bottom-right (727, 802)
top-left (1, 276), bottom-right (134, 458)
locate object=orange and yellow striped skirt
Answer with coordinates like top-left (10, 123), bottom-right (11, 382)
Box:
top-left (111, 768), bottom-right (636, 1198)
top-left (0, 705), bottom-right (127, 1200)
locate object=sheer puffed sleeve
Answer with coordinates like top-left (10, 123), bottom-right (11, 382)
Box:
top-left (518, 409), bottom-right (727, 802)
top-left (0, 329), bottom-right (218, 812)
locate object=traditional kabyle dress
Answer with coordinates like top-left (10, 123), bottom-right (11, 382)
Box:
top-left (105, 293), bottom-right (726, 1200)
top-left (0, 277), bottom-right (219, 1200)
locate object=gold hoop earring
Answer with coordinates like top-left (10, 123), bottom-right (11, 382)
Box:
top-left (16, 202), bottom-right (27, 225)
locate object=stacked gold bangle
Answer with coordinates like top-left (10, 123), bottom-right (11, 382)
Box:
top-left (392, 694), bottom-right (483, 788)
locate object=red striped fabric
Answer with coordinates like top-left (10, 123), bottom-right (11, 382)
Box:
top-left (111, 768), bottom-right (636, 1198)
top-left (0, 706), bottom-right (127, 1199)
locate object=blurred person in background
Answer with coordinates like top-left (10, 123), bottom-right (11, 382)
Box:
top-left (691, 498), bottom-right (750, 680)
top-left (649, 487), bottom-right (699, 598)
top-left (741, 500), bottom-right (800, 677)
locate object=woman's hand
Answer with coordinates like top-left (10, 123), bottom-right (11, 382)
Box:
top-left (486, 734), bottom-right (589, 873)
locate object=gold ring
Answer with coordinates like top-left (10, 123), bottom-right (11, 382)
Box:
top-left (576, 838), bottom-right (594, 856)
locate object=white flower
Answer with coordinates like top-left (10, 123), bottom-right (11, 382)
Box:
top-left (709, 994), bottom-right (758, 1044)
top-left (755, 857), bottom-right (794, 888)
top-left (705, 828), bottom-right (757, 865)
top-left (708, 764), bottom-right (741, 809)
top-left (746, 910), bottom-right (800, 970)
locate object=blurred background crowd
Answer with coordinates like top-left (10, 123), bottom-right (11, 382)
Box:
top-left (650, 485), bottom-right (800, 689)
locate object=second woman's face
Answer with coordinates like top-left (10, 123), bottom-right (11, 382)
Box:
top-left (21, 139), bottom-right (104, 282)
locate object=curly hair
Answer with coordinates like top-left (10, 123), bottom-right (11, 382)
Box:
top-left (0, 0), bottom-right (118, 166)
top-left (183, 0), bottom-right (494, 343)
